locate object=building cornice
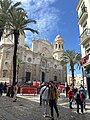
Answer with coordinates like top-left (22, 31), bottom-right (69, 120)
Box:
top-left (53, 50), bottom-right (64, 54)
top-left (32, 39), bottom-right (53, 48)
top-left (76, 0), bottom-right (83, 11)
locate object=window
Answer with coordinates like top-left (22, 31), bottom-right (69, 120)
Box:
top-left (27, 57), bottom-right (32, 62)
top-left (6, 52), bottom-right (9, 58)
top-left (54, 64), bottom-right (57, 68)
top-left (3, 70), bottom-right (8, 77)
top-left (41, 47), bottom-right (50, 57)
top-left (85, 44), bottom-right (90, 54)
top-left (42, 60), bottom-right (46, 67)
top-left (54, 76), bottom-right (57, 81)
top-left (83, 22), bottom-right (87, 31)
top-left (4, 62), bottom-right (9, 68)
top-left (59, 44), bottom-right (60, 49)
top-left (56, 44), bottom-right (57, 49)
top-left (62, 45), bottom-right (63, 49)
top-left (24, 56), bottom-right (26, 61)
top-left (85, 44), bottom-right (89, 50)
top-left (81, 2), bottom-right (85, 9)
top-left (5, 62), bottom-right (8, 65)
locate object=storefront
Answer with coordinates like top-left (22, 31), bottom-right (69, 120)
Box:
top-left (85, 67), bottom-right (90, 99)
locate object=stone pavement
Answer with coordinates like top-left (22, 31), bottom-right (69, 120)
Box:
top-left (0, 93), bottom-right (90, 120)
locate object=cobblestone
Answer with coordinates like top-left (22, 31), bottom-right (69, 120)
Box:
top-left (0, 94), bottom-right (90, 120)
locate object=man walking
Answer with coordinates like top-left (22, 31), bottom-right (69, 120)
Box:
top-left (75, 88), bottom-right (84, 114)
top-left (40, 83), bottom-right (49, 117)
top-left (39, 82), bottom-right (45, 106)
top-left (48, 81), bottom-right (59, 120)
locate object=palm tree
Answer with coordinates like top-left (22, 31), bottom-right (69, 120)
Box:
top-left (7, 7), bottom-right (38, 84)
top-left (0, 0), bottom-right (22, 40)
top-left (60, 50), bottom-right (81, 86)
top-left (0, 0), bottom-right (38, 85)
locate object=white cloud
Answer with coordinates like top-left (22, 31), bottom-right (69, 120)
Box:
top-left (12, 0), bottom-right (61, 46)
top-left (13, 0), bottom-right (29, 3)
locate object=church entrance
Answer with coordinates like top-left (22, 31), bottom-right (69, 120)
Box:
top-left (42, 72), bottom-right (45, 83)
top-left (26, 72), bottom-right (31, 82)
top-left (54, 76), bottom-right (57, 81)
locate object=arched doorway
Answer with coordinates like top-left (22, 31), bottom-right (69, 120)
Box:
top-left (54, 76), bottom-right (57, 81)
top-left (26, 72), bottom-right (31, 82)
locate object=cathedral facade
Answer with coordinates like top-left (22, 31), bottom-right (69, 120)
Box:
top-left (0, 34), bottom-right (67, 84)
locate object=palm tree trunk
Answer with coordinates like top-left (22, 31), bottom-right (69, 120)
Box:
top-left (71, 65), bottom-right (74, 87)
top-left (0, 30), bottom-right (4, 41)
top-left (13, 30), bottom-right (19, 85)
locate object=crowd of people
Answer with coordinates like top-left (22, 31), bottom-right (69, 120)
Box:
top-left (40, 82), bottom-right (87, 120)
top-left (40, 81), bottom-right (59, 120)
top-left (67, 84), bottom-right (87, 114)
top-left (0, 81), bottom-right (88, 120)
top-left (0, 82), bottom-right (7, 96)
top-left (0, 82), bottom-right (18, 102)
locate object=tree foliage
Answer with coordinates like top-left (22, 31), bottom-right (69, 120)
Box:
top-left (0, 0), bottom-right (38, 84)
top-left (60, 50), bottom-right (82, 86)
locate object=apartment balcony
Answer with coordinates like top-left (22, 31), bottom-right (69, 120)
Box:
top-left (78, 7), bottom-right (88, 25)
top-left (80, 28), bottom-right (90, 44)
top-left (82, 54), bottom-right (90, 67)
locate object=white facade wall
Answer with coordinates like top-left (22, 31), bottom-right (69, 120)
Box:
top-left (76, 0), bottom-right (90, 92)
top-left (77, 0), bottom-right (90, 58)
top-left (0, 35), bottom-right (66, 84)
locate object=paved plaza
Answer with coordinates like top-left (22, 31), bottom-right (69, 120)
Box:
top-left (0, 93), bottom-right (90, 120)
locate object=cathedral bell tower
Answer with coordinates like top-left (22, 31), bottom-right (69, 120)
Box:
top-left (53, 35), bottom-right (64, 60)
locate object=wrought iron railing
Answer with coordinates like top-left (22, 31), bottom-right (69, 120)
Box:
top-left (80, 28), bottom-right (90, 43)
top-left (79, 7), bottom-right (87, 20)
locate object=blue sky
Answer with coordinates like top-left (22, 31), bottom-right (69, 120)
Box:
top-left (13, 0), bottom-right (81, 75)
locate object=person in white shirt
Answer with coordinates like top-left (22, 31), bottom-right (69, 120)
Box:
top-left (40, 83), bottom-right (49, 117)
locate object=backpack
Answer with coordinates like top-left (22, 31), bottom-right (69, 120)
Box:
top-left (80, 90), bottom-right (86, 99)
top-left (79, 91), bottom-right (86, 102)
top-left (75, 91), bottom-right (84, 102)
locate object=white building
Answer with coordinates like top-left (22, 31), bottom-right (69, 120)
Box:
top-left (76, 0), bottom-right (90, 98)
top-left (0, 33), bottom-right (67, 84)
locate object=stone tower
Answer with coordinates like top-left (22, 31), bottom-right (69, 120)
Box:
top-left (0, 31), bottom-right (25, 46)
top-left (53, 35), bottom-right (64, 60)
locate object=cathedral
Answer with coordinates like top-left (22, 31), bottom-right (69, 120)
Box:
top-left (0, 34), bottom-right (67, 84)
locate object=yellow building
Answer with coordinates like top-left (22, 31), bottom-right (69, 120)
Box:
top-left (67, 74), bottom-right (83, 87)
